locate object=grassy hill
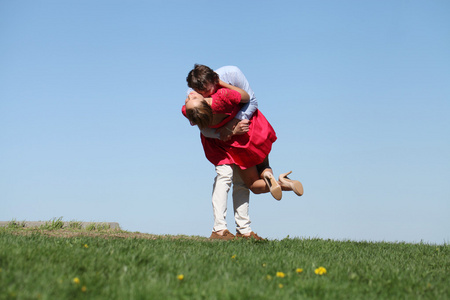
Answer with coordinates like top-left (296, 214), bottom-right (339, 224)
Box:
top-left (0, 225), bottom-right (448, 299)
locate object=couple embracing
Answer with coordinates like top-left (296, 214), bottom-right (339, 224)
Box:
top-left (182, 64), bottom-right (303, 240)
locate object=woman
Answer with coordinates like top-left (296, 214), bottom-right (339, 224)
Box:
top-left (182, 80), bottom-right (303, 200)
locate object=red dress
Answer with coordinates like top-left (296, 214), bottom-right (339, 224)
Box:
top-left (182, 88), bottom-right (277, 169)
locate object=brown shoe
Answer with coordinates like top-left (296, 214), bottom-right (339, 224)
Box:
top-left (209, 229), bottom-right (235, 241)
top-left (236, 231), bottom-right (266, 241)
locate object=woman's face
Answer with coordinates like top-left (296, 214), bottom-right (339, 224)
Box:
top-left (185, 91), bottom-right (205, 110)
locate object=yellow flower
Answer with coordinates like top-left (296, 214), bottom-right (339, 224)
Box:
top-left (266, 275), bottom-right (272, 280)
top-left (81, 286), bottom-right (87, 292)
top-left (296, 268), bottom-right (303, 273)
top-left (231, 255), bottom-right (236, 259)
top-left (276, 272), bottom-right (285, 278)
top-left (278, 284), bottom-right (284, 288)
top-left (262, 263), bottom-right (266, 267)
top-left (73, 277), bottom-right (80, 284)
top-left (177, 274), bottom-right (184, 281)
top-left (84, 244), bottom-right (88, 248)
top-left (315, 267), bottom-right (327, 275)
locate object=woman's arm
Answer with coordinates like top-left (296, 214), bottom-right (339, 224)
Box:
top-left (219, 80), bottom-right (249, 103)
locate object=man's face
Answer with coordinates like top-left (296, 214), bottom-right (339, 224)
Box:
top-left (197, 83), bottom-right (216, 98)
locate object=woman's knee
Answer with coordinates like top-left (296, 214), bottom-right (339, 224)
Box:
top-left (249, 186), bottom-right (264, 194)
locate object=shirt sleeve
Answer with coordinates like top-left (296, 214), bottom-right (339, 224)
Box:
top-left (200, 127), bottom-right (220, 139)
top-left (218, 66), bottom-right (258, 120)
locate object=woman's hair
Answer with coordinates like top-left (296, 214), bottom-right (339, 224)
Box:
top-left (186, 99), bottom-right (213, 129)
top-left (186, 64), bottom-right (219, 92)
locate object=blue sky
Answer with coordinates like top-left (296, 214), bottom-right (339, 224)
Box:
top-left (1, 1), bottom-right (449, 244)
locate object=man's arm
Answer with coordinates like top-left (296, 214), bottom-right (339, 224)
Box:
top-left (201, 127), bottom-right (221, 139)
top-left (215, 66), bottom-right (257, 140)
top-left (186, 66), bottom-right (257, 140)
top-left (223, 66), bottom-right (257, 120)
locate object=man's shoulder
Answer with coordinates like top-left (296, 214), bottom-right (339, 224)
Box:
top-left (215, 65), bottom-right (242, 75)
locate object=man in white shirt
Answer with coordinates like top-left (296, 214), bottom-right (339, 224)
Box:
top-left (186, 64), bottom-right (264, 240)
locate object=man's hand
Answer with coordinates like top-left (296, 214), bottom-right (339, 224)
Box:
top-left (233, 119), bottom-right (250, 134)
top-left (217, 119), bottom-right (250, 141)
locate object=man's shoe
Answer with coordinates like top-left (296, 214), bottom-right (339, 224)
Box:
top-left (209, 229), bottom-right (235, 241)
top-left (236, 231), bottom-right (266, 241)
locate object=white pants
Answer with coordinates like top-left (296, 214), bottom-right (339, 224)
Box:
top-left (212, 164), bottom-right (252, 234)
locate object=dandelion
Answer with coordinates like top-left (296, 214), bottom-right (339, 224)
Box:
top-left (73, 277), bottom-right (80, 284)
top-left (266, 275), bottom-right (272, 280)
top-left (315, 267), bottom-right (327, 275)
top-left (84, 244), bottom-right (88, 248)
top-left (262, 263), bottom-right (266, 267)
top-left (296, 268), bottom-right (303, 274)
top-left (231, 255), bottom-right (236, 259)
top-left (278, 284), bottom-right (284, 288)
top-left (177, 274), bottom-right (184, 281)
top-left (276, 272), bottom-right (285, 278)
top-left (81, 286), bottom-right (87, 292)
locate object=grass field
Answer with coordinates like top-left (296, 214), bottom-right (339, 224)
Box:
top-left (0, 224), bottom-right (448, 299)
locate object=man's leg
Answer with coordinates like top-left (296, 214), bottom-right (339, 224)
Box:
top-left (212, 164), bottom-right (233, 233)
top-left (232, 165), bottom-right (252, 235)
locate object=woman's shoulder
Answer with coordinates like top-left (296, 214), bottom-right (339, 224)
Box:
top-left (212, 88), bottom-right (240, 101)
top-left (211, 88), bottom-right (240, 113)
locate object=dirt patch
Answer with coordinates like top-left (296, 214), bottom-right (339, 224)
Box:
top-left (5, 228), bottom-right (207, 241)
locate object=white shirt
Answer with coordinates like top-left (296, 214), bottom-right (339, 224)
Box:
top-left (187, 66), bottom-right (258, 139)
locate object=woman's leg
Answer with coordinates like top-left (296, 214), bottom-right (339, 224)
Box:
top-left (254, 156), bottom-right (283, 200)
top-left (256, 157), bottom-right (272, 179)
top-left (238, 166), bottom-right (270, 194)
top-left (258, 156), bottom-right (299, 193)
top-left (238, 157), bottom-right (277, 195)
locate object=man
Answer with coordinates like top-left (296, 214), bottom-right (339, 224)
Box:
top-left (185, 64), bottom-right (264, 240)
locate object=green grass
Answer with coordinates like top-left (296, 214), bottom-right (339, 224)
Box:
top-left (0, 226), bottom-right (448, 300)
top-left (38, 217), bottom-right (65, 230)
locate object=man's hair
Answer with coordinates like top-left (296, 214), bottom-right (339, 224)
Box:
top-left (186, 64), bottom-right (219, 91)
top-left (186, 100), bottom-right (213, 129)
